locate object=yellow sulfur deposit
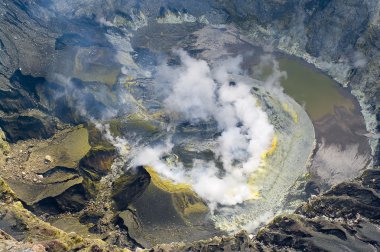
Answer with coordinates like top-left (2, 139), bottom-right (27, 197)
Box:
top-left (248, 135), bottom-right (279, 199)
top-left (123, 76), bottom-right (136, 89)
top-left (282, 103), bottom-right (298, 123)
top-left (261, 135), bottom-right (278, 160)
top-left (144, 166), bottom-right (192, 193)
top-left (144, 166), bottom-right (209, 220)
top-left (248, 188), bottom-right (261, 200)
top-left (173, 192), bottom-right (209, 217)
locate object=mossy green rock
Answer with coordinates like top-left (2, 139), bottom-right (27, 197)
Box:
top-left (111, 166), bottom-right (151, 211)
top-left (32, 126), bottom-right (91, 173)
top-left (0, 128), bottom-right (10, 155)
top-left (3, 127), bottom-right (92, 212)
top-left (0, 199), bottom-right (128, 251)
top-left (0, 178), bottom-right (16, 203)
top-left (79, 146), bottom-right (117, 181)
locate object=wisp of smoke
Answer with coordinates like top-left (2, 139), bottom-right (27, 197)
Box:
top-left (51, 74), bottom-right (131, 157)
top-left (133, 50), bottom-right (275, 210)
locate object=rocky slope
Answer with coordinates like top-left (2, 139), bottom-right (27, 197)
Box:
top-left (0, 177), bottom-right (130, 252)
top-left (0, 0), bottom-right (379, 251)
top-left (148, 168), bottom-right (380, 251)
top-left (2, 167), bottom-right (378, 251)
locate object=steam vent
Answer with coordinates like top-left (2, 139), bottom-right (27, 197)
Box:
top-left (0, 1), bottom-right (379, 251)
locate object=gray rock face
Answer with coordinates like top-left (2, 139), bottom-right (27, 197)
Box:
top-left (0, 1), bottom-right (57, 77)
top-left (259, 168), bottom-right (380, 251)
top-left (0, 0), bottom-right (379, 251)
top-left (0, 1), bottom-right (122, 140)
top-left (304, 0), bottom-right (370, 60)
top-left (0, 1), bottom-right (57, 141)
top-left (0, 110), bottom-right (57, 142)
top-left (213, 0), bottom-right (297, 25)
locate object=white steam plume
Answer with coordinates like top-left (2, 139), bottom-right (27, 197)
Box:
top-left (133, 50), bottom-right (275, 209)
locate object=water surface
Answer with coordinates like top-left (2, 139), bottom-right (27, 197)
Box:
top-left (278, 58), bottom-right (355, 121)
top-left (276, 57), bottom-right (371, 186)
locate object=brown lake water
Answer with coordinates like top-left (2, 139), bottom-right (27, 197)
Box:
top-left (278, 58), bottom-right (355, 121)
top-left (276, 57), bottom-right (371, 187)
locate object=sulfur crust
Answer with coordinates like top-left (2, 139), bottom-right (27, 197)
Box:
top-left (145, 166), bottom-right (192, 193)
top-left (261, 135), bottom-right (278, 160)
top-left (145, 166), bottom-right (209, 219)
top-left (282, 103), bottom-right (299, 123)
top-left (248, 135), bottom-right (279, 199)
